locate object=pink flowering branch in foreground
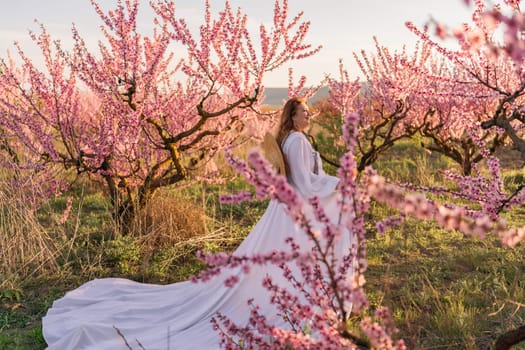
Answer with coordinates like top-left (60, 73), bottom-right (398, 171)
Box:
top-left (194, 112), bottom-right (406, 349)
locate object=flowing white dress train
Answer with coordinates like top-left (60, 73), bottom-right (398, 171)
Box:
top-left (42, 131), bottom-right (354, 349)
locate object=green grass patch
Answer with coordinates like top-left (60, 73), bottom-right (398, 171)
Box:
top-left (366, 214), bottom-right (525, 349)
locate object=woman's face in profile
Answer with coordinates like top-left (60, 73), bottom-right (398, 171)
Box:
top-left (292, 103), bottom-right (311, 131)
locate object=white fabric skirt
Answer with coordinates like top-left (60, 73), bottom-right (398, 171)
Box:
top-left (43, 194), bottom-right (353, 350)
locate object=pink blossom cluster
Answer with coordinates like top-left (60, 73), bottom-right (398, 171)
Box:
top-left (58, 196), bottom-right (74, 224)
top-left (442, 156), bottom-right (507, 217)
top-left (191, 248), bottom-right (302, 284)
top-left (400, 154), bottom-right (525, 222)
top-left (224, 148), bottom-right (306, 225)
top-left (326, 61), bottom-right (362, 116)
top-left (219, 191), bottom-right (253, 204)
top-left (364, 167), bottom-right (525, 246)
top-left (375, 216), bottom-right (403, 235)
top-left (287, 68), bottom-right (323, 104)
top-left (360, 307), bottom-right (406, 350)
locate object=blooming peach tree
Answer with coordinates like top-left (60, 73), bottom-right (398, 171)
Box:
top-left (404, 0), bottom-right (525, 174)
top-left (0, 0), bottom-right (320, 224)
top-left (319, 29), bottom-right (513, 176)
top-left (314, 39), bottom-right (431, 174)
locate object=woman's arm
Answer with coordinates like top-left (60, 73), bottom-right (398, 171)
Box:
top-left (284, 134), bottom-right (339, 199)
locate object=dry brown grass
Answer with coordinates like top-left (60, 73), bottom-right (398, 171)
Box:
top-left (130, 191), bottom-right (206, 242)
top-left (118, 190), bottom-right (244, 278)
top-left (0, 182), bottom-right (65, 289)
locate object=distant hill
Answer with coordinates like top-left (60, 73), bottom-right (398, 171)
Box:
top-left (262, 86), bottom-right (329, 107)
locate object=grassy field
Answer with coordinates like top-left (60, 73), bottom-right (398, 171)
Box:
top-left (1, 140), bottom-right (524, 349)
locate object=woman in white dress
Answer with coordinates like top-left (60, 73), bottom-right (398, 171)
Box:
top-left (42, 97), bottom-right (354, 349)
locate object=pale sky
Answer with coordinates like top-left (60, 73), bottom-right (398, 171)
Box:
top-left (0, 0), bottom-right (473, 87)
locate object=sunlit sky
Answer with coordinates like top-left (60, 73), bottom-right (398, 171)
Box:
top-left (0, 0), bottom-right (474, 86)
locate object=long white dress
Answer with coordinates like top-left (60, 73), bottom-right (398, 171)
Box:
top-left (42, 131), bottom-right (354, 349)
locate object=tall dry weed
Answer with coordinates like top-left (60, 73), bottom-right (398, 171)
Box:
top-left (0, 180), bottom-right (65, 288)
